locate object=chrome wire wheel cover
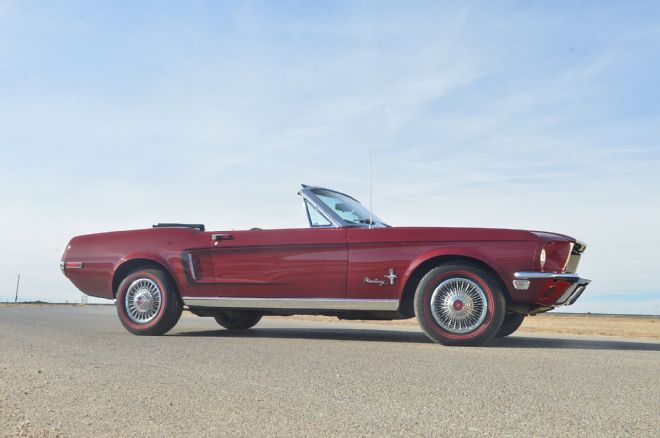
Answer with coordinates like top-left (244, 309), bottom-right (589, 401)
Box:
top-left (125, 278), bottom-right (162, 323)
top-left (430, 277), bottom-right (488, 334)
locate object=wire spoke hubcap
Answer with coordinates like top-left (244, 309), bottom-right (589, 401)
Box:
top-left (430, 277), bottom-right (488, 334)
top-left (125, 278), bottom-right (162, 323)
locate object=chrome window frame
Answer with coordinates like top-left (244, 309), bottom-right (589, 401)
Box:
top-left (301, 197), bottom-right (336, 228)
top-left (298, 185), bottom-right (353, 228)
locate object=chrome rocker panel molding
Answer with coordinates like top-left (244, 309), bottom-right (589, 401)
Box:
top-left (514, 271), bottom-right (591, 306)
top-left (182, 297), bottom-right (400, 311)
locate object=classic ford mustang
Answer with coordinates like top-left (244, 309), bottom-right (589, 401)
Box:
top-left (61, 185), bottom-right (590, 346)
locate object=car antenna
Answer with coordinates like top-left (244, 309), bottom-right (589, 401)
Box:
top-left (369, 142), bottom-right (373, 229)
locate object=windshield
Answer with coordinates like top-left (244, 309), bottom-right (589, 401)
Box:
top-left (312, 189), bottom-right (387, 227)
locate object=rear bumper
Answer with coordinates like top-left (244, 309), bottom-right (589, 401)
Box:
top-left (513, 272), bottom-right (591, 306)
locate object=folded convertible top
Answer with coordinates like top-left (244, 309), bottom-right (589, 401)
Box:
top-left (152, 223), bottom-right (205, 231)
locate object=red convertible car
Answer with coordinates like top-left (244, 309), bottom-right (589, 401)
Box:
top-left (61, 185), bottom-right (590, 346)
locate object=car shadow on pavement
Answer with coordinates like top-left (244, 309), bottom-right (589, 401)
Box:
top-left (489, 336), bottom-right (660, 351)
top-left (172, 328), bottom-right (660, 351)
top-left (173, 327), bottom-right (433, 344)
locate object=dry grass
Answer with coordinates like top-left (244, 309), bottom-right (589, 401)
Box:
top-left (270, 313), bottom-right (660, 341)
top-left (517, 314), bottom-right (659, 340)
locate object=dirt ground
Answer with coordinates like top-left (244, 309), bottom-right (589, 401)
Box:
top-left (516, 313), bottom-right (659, 340)
top-left (271, 313), bottom-right (660, 341)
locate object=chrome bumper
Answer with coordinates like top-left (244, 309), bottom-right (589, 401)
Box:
top-left (513, 272), bottom-right (591, 306)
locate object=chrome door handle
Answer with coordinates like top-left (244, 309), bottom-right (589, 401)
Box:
top-left (211, 234), bottom-right (234, 241)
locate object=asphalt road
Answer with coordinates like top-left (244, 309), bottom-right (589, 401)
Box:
top-left (1, 306), bottom-right (658, 437)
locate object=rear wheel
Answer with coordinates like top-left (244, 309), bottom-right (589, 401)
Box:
top-left (115, 268), bottom-right (182, 335)
top-left (414, 264), bottom-right (506, 346)
top-left (495, 312), bottom-right (526, 337)
top-left (214, 311), bottom-right (262, 330)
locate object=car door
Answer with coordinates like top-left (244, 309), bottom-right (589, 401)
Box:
top-left (208, 228), bottom-right (348, 298)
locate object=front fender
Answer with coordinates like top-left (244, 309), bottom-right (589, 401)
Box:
top-left (400, 240), bottom-right (536, 299)
top-left (402, 245), bottom-right (500, 285)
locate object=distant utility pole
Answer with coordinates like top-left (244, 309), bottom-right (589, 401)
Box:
top-left (14, 274), bottom-right (20, 303)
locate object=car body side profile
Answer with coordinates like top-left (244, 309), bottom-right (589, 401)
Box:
top-left (61, 185), bottom-right (590, 346)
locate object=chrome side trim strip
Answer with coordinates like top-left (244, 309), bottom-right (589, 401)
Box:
top-left (182, 297), bottom-right (400, 311)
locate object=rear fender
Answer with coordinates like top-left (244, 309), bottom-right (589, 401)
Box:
top-left (112, 253), bottom-right (178, 297)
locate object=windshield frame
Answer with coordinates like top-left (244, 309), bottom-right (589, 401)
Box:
top-left (298, 185), bottom-right (389, 228)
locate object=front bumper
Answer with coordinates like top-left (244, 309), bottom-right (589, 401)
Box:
top-left (513, 272), bottom-right (591, 306)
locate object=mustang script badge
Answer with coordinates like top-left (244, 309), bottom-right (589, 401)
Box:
top-left (363, 268), bottom-right (397, 286)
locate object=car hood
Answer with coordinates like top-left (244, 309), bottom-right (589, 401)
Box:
top-left (347, 226), bottom-right (574, 244)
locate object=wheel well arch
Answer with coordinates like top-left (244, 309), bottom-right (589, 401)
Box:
top-left (399, 255), bottom-right (510, 318)
top-left (112, 258), bottom-right (179, 298)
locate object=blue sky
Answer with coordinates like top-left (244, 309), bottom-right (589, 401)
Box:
top-left (1, 1), bottom-right (659, 314)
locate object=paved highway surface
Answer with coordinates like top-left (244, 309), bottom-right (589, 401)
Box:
top-left (1, 306), bottom-right (658, 437)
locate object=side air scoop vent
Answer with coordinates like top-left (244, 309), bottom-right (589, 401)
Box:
top-left (153, 223), bottom-right (205, 232)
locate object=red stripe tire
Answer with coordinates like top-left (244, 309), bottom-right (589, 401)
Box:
top-left (115, 268), bottom-right (182, 336)
top-left (414, 264), bottom-right (506, 346)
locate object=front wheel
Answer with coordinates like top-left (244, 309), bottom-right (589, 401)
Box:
top-left (214, 312), bottom-right (262, 330)
top-left (414, 264), bottom-right (506, 346)
top-left (495, 313), bottom-right (525, 337)
top-left (115, 268), bottom-right (182, 335)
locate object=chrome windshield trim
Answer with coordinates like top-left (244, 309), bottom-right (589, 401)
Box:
top-left (300, 184), bottom-right (360, 202)
top-left (299, 186), bottom-right (346, 228)
top-left (298, 184), bottom-right (389, 228)
top-left (182, 297), bottom-right (400, 311)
